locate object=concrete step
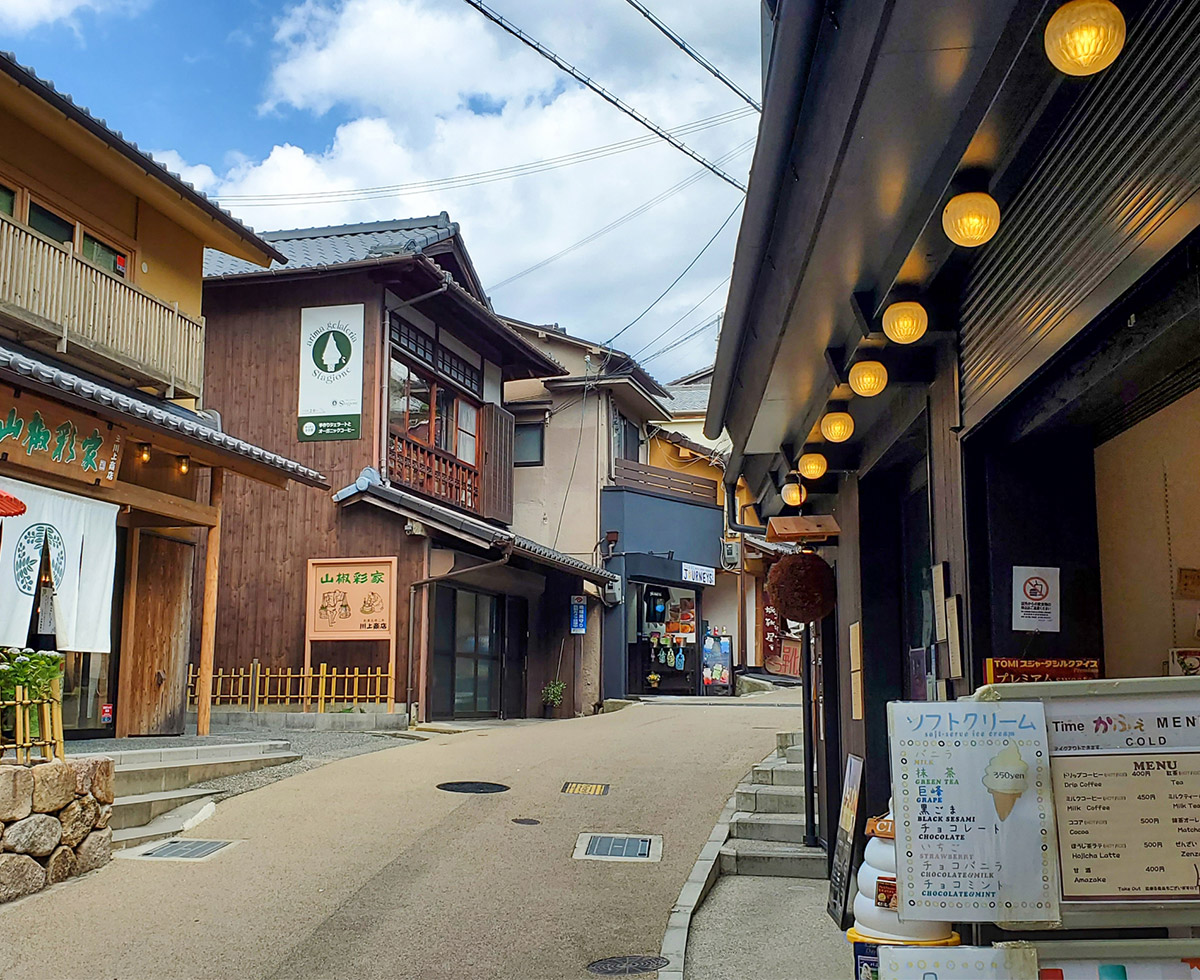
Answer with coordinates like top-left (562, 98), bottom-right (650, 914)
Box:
top-left (774, 731), bottom-right (801, 758)
top-left (751, 759), bottom-right (807, 787)
top-left (785, 745), bottom-right (809, 765)
top-left (110, 788), bottom-right (214, 830)
top-left (74, 739), bottom-right (291, 768)
top-left (112, 797), bottom-right (215, 851)
top-left (735, 783), bottom-right (807, 814)
top-left (719, 838), bottom-right (828, 878)
top-left (114, 751), bottom-right (300, 796)
top-left (729, 811), bottom-right (812, 844)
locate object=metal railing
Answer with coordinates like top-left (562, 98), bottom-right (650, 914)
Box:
top-left (187, 660), bottom-right (393, 713)
top-left (0, 212), bottom-right (206, 397)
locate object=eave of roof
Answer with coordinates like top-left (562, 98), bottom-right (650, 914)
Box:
top-left (504, 320), bottom-right (669, 399)
top-left (332, 468), bottom-right (617, 584)
top-left (546, 374), bottom-right (672, 421)
top-left (0, 51), bottom-right (286, 268)
top-left (0, 341), bottom-right (326, 487)
top-left (649, 425), bottom-right (728, 467)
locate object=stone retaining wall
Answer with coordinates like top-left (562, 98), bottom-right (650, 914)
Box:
top-left (0, 757), bottom-right (114, 904)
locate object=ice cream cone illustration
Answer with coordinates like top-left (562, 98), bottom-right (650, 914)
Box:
top-left (981, 743), bottom-right (1029, 821)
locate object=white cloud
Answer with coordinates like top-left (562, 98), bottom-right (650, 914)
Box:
top-left (192, 0), bottom-right (761, 379)
top-left (0, 0), bottom-right (142, 33)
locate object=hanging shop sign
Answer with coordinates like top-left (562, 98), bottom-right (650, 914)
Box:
top-left (766, 635), bottom-right (803, 679)
top-left (680, 562), bottom-right (715, 586)
top-left (298, 304), bottom-right (364, 442)
top-left (888, 701), bottom-right (1060, 923)
top-left (570, 595), bottom-right (587, 635)
top-left (0, 389), bottom-right (123, 484)
top-left (985, 659), bottom-right (1101, 685)
top-left (827, 753), bottom-right (865, 930)
top-left (1012, 566), bottom-right (1060, 633)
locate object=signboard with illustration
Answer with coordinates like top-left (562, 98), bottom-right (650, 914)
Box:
top-left (888, 701), bottom-right (1060, 923)
top-left (0, 389), bottom-right (123, 484)
top-left (305, 557), bottom-right (396, 641)
top-left (297, 304), bottom-right (364, 441)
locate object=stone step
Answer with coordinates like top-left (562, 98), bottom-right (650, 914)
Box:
top-left (735, 783), bottom-right (807, 814)
top-left (112, 797), bottom-right (215, 851)
top-left (729, 811), bottom-right (812, 844)
top-left (73, 739), bottom-right (291, 768)
top-left (751, 759), bottom-right (807, 787)
top-left (110, 788), bottom-right (213, 830)
top-left (113, 751), bottom-right (300, 796)
top-left (785, 745), bottom-right (808, 765)
top-left (719, 838), bottom-right (828, 878)
top-left (774, 731), bottom-right (801, 758)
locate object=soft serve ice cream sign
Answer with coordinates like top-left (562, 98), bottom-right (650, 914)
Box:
top-left (297, 304), bottom-right (365, 442)
top-left (982, 743), bottom-right (1029, 821)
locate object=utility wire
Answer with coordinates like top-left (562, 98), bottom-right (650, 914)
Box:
top-left (641, 313), bottom-right (721, 364)
top-left (604, 198), bottom-right (743, 347)
top-left (217, 106), bottom-right (754, 207)
top-left (487, 139), bottom-right (753, 292)
top-left (627, 276), bottom-right (729, 363)
top-left (459, 0), bottom-right (747, 192)
top-left (620, 0), bottom-right (761, 111)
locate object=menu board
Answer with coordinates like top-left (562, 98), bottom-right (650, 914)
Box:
top-left (888, 701), bottom-right (1060, 923)
top-left (827, 754), bottom-right (864, 929)
top-left (1044, 692), bottom-right (1200, 903)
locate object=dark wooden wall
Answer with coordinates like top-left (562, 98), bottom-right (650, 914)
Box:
top-left (200, 274), bottom-right (427, 685)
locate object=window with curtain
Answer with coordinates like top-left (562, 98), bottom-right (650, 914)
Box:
top-left (456, 402), bottom-right (477, 466)
top-left (389, 348), bottom-right (481, 468)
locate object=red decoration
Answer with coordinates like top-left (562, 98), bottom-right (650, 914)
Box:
top-left (766, 552), bottom-right (836, 623)
top-left (0, 489), bottom-right (26, 517)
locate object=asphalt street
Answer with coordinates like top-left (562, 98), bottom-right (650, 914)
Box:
top-left (0, 694), bottom-right (805, 980)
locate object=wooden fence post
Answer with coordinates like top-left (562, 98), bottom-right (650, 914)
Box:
top-left (250, 659), bottom-right (261, 713)
top-left (317, 663), bottom-right (327, 714)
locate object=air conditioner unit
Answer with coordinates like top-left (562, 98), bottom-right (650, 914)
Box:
top-left (722, 540), bottom-right (741, 566)
top-left (603, 578), bottom-right (623, 605)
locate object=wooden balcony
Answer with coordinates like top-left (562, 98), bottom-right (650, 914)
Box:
top-left (613, 458), bottom-right (719, 505)
top-left (388, 432), bottom-right (482, 514)
top-left (0, 212), bottom-right (205, 397)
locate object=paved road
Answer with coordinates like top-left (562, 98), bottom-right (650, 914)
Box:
top-left (0, 695), bottom-right (805, 980)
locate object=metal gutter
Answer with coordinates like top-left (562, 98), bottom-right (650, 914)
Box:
top-left (705, 0), bottom-right (824, 442)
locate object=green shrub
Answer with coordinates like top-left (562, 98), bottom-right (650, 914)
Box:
top-left (541, 679), bottom-right (567, 707)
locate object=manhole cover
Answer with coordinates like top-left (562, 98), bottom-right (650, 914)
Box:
top-left (573, 833), bottom-right (663, 862)
top-left (436, 781), bottom-right (509, 794)
top-left (586, 955), bottom-right (670, 975)
top-left (512, 818), bottom-right (541, 825)
top-left (134, 839), bottom-right (235, 861)
top-left (562, 781), bottom-right (609, 796)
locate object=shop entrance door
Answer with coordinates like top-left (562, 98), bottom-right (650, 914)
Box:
top-left (432, 587), bottom-right (502, 720)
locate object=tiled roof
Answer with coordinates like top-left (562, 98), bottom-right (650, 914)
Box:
top-left (0, 51), bottom-right (286, 266)
top-left (0, 342), bottom-right (326, 487)
top-left (664, 384), bottom-right (711, 415)
top-left (333, 468), bottom-right (617, 584)
top-left (203, 215), bottom-right (458, 279)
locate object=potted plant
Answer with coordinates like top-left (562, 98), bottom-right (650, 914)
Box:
top-left (540, 678), bottom-right (566, 718)
top-left (646, 672), bottom-right (661, 689)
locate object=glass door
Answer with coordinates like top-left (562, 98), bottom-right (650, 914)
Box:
top-left (432, 587), bottom-right (501, 720)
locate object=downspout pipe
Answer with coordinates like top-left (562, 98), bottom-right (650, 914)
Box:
top-left (724, 479), bottom-right (761, 535)
top-left (406, 541), bottom-right (514, 726)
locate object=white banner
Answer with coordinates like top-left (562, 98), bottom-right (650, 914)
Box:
top-left (0, 477), bottom-right (117, 652)
top-left (298, 304), bottom-right (364, 442)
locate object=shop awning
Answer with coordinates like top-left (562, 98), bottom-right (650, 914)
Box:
top-left (332, 468), bottom-right (618, 585)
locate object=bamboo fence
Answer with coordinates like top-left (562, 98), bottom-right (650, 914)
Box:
top-left (0, 677), bottom-right (66, 763)
top-left (187, 660), bottom-right (391, 713)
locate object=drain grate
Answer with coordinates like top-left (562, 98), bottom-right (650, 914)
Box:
top-left (436, 781), bottom-right (509, 794)
top-left (573, 833), bottom-right (663, 863)
top-left (135, 839), bottom-right (235, 861)
top-left (586, 955), bottom-right (671, 975)
top-left (562, 781), bottom-right (609, 796)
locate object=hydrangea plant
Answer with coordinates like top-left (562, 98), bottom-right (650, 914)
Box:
top-left (540, 678), bottom-right (567, 707)
top-left (0, 647), bottom-right (64, 701)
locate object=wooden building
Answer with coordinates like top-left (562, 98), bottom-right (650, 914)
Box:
top-left (0, 53), bottom-right (324, 738)
top-left (201, 218), bottom-right (617, 722)
top-left (709, 0), bottom-right (1200, 859)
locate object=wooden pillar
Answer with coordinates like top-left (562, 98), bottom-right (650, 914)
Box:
top-left (196, 467), bottom-right (224, 736)
top-left (115, 527), bottom-right (141, 738)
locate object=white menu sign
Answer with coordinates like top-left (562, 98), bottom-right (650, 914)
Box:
top-left (888, 701), bottom-right (1060, 923)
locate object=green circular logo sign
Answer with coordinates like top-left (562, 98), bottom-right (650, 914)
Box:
top-left (14, 524), bottom-right (65, 596)
top-left (312, 330), bottom-right (352, 374)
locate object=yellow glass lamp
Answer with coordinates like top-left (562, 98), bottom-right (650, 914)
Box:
top-left (798, 453), bottom-right (828, 480)
top-left (1044, 0), bottom-right (1126, 76)
top-left (882, 301), bottom-right (928, 345)
top-left (781, 480), bottom-right (806, 507)
top-left (942, 192), bottom-right (1001, 247)
top-left (849, 360), bottom-right (889, 398)
top-left (177, 455), bottom-right (190, 475)
top-left (820, 412), bottom-right (854, 443)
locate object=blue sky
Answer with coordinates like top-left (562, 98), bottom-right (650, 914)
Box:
top-left (0, 0), bottom-right (761, 381)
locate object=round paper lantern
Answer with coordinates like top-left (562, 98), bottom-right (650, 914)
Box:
top-left (882, 301), bottom-right (928, 345)
top-left (942, 192), bottom-right (1001, 247)
top-left (849, 360), bottom-right (889, 398)
top-left (767, 552), bottom-right (837, 623)
top-left (1044, 0), bottom-right (1125, 76)
top-left (820, 412), bottom-right (855, 443)
top-left (797, 453), bottom-right (828, 480)
top-left (781, 481), bottom-right (806, 507)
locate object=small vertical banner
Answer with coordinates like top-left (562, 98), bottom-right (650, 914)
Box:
top-left (570, 595), bottom-right (587, 635)
top-left (298, 304), bottom-right (364, 441)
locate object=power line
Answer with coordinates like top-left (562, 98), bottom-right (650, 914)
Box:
top-left (459, 0), bottom-right (747, 192)
top-left (620, 0), bottom-right (761, 111)
top-left (641, 313), bottom-right (721, 364)
top-left (628, 274), bottom-right (730, 360)
top-left (216, 106), bottom-right (755, 207)
top-left (605, 198), bottom-right (743, 347)
top-left (487, 139), bottom-right (753, 292)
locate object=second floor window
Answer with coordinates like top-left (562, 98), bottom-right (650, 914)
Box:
top-left (389, 351), bottom-right (479, 467)
top-left (0, 183), bottom-right (13, 217)
top-left (28, 201), bottom-right (73, 245)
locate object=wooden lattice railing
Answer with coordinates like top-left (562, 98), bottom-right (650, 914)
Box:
top-left (187, 660), bottom-right (392, 713)
top-left (388, 432), bottom-right (480, 513)
top-left (0, 679), bottom-right (65, 763)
